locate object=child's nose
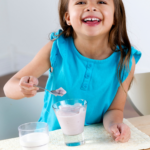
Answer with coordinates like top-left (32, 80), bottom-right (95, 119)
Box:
top-left (84, 4), bottom-right (98, 12)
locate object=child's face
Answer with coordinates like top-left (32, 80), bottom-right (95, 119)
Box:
top-left (65, 0), bottom-right (115, 38)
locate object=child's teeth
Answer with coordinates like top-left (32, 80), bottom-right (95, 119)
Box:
top-left (84, 18), bottom-right (100, 22)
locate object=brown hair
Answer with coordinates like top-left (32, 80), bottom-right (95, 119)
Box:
top-left (53, 0), bottom-right (131, 93)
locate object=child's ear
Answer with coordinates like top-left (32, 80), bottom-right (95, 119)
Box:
top-left (64, 12), bottom-right (71, 26)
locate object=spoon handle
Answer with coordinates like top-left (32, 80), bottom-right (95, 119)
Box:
top-left (34, 85), bottom-right (51, 93)
top-left (33, 85), bottom-right (64, 96)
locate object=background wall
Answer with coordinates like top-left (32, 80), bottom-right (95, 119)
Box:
top-left (0, 0), bottom-right (60, 76)
top-left (0, 0), bottom-right (150, 77)
top-left (123, 0), bottom-right (150, 73)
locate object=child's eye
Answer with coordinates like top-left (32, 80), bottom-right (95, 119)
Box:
top-left (98, 1), bottom-right (106, 4)
top-left (76, 2), bottom-right (86, 5)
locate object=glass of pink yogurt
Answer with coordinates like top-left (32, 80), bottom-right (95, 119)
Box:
top-left (52, 99), bottom-right (87, 146)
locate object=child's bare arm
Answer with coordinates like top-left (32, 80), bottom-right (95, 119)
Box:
top-left (3, 40), bottom-right (53, 100)
top-left (103, 57), bottom-right (135, 142)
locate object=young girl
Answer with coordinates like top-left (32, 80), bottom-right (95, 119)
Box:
top-left (4, 0), bottom-right (141, 143)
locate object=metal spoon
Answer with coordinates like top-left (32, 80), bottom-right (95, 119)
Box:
top-left (34, 85), bottom-right (66, 97)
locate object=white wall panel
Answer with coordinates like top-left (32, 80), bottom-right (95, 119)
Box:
top-left (123, 0), bottom-right (150, 73)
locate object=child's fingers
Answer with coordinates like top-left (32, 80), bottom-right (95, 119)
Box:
top-left (19, 82), bottom-right (39, 91)
top-left (124, 132), bottom-right (131, 142)
top-left (29, 76), bottom-right (39, 85)
top-left (120, 129), bottom-right (131, 142)
top-left (19, 77), bottom-right (32, 88)
top-left (115, 132), bottom-right (130, 142)
top-left (19, 76), bottom-right (30, 84)
top-left (19, 76), bottom-right (39, 90)
top-left (111, 127), bottom-right (121, 137)
top-left (21, 89), bottom-right (38, 97)
top-left (19, 77), bottom-right (39, 96)
top-left (20, 88), bottom-right (39, 94)
top-left (19, 82), bottom-right (33, 89)
top-left (119, 123), bottom-right (130, 136)
top-left (116, 123), bottom-right (131, 142)
top-left (109, 123), bottom-right (131, 143)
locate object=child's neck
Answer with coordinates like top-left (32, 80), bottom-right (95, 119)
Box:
top-left (74, 34), bottom-right (113, 60)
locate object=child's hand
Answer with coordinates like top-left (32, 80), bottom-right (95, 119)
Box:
top-left (108, 123), bottom-right (131, 143)
top-left (19, 76), bottom-right (39, 97)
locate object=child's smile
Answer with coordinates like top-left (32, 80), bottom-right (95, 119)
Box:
top-left (82, 16), bottom-right (101, 26)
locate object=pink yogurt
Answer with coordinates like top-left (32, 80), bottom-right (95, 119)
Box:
top-left (56, 104), bottom-right (86, 136)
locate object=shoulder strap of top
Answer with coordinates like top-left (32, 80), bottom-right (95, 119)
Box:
top-left (49, 29), bottom-right (70, 71)
top-left (121, 46), bottom-right (142, 83)
top-left (130, 46), bottom-right (142, 64)
top-left (49, 29), bottom-right (63, 70)
top-left (50, 29), bottom-right (63, 40)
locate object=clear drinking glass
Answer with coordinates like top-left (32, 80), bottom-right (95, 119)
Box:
top-left (52, 99), bottom-right (87, 146)
top-left (18, 122), bottom-right (49, 150)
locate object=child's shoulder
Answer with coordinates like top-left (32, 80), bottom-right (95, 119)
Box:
top-left (49, 29), bottom-right (71, 62)
top-left (49, 28), bottom-right (72, 48)
top-left (50, 29), bottom-right (70, 43)
top-left (116, 45), bottom-right (142, 64)
top-left (50, 29), bottom-right (63, 40)
top-left (130, 46), bottom-right (142, 64)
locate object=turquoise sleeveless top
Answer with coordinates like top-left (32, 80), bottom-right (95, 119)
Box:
top-left (38, 29), bottom-right (142, 131)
